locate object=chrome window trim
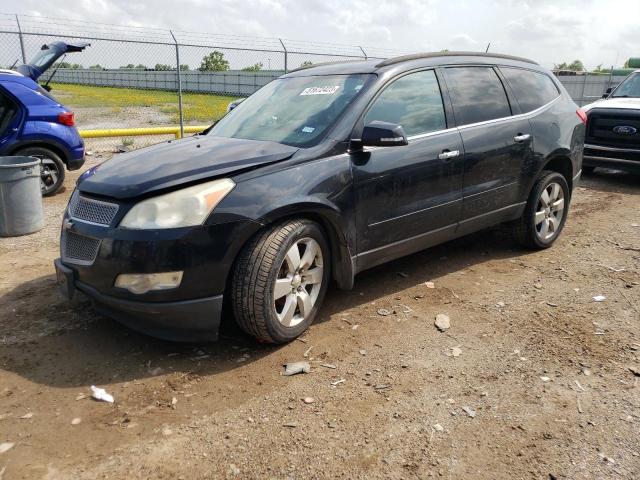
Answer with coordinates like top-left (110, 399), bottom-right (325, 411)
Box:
top-left (404, 94), bottom-right (561, 142)
top-left (584, 143), bottom-right (640, 153)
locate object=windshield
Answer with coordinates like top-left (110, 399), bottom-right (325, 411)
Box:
top-left (612, 73), bottom-right (640, 98)
top-left (209, 74), bottom-right (372, 147)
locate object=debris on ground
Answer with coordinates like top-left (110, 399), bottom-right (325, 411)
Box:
top-left (282, 361), bottom-right (311, 376)
top-left (320, 363), bottom-right (337, 369)
top-left (303, 397), bottom-right (314, 404)
top-left (451, 347), bottom-right (462, 357)
top-left (462, 406), bottom-right (476, 418)
top-left (90, 386), bottom-right (115, 403)
top-left (540, 376), bottom-right (551, 382)
top-left (377, 308), bottom-right (391, 316)
top-left (71, 418), bottom-right (82, 425)
top-left (433, 423), bottom-right (444, 432)
top-left (19, 413), bottom-right (33, 419)
top-left (0, 442), bottom-right (14, 454)
top-left (434, 313), bottom-right (450, 331)
top-left (629, 366), bottom-right (640, 377)
top-left (592, 295), bottom-right (606, 302)
top-left (330, 379), bottom-right (346, 386)
top-left (424, 281), bottom-right (435, 289)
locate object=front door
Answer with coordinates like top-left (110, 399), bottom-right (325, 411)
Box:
top-left (352, 69), bottom-right (464, 270)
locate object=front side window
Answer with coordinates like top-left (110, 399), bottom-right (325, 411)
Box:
top-left (612, 73), bottom-right (640, 98)
top-left (210, 74), bottom-right (372, 147)
top-left (445, 67), bottom-right (512, 126)
top-left (501, 67), bottom-right (560, 112)
top-left (364, 70), bottom-right (446, 137)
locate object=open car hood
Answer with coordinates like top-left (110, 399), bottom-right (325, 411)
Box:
top-left (16, 41), bottom-right (90, 81)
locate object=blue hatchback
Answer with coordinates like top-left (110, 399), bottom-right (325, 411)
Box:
top-left (0, 41), bottom-right (88, 195)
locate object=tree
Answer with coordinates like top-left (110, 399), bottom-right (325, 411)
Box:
top-left (135, 64), bottom-right (148, 70)
top-left (299, 60), bottom-right (313, 68)
top-left (199, 51), bottom-right (230, 71)
top-left (56, 62), bottom-right (82, 69)
top-left (592, 64), bottom-right (611, 74)
top-left (179, 64), bottom-right (189, 71)
top-left (119, 64), bottom-right (136, 69)
top-left (89, 64), bottom-right (103, 70)
top-left (241, 62), bottom-right (263, 72)
top-left (554, 59), bottom-right (585, 72)
top-left (154, 63), bottom-right (173, 71)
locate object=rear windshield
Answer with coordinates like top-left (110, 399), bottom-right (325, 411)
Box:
top-left (209, 74), bottom-right (372, 147)
top-left (612, 73), bottom-right (640, 98)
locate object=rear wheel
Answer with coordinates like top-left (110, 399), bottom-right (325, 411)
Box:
top-left (231, 219), bottom-right (330, 343)
top-left (511, 170), bottom-right (570, 249)
top-left (15, 146), bottom-right (66, 196)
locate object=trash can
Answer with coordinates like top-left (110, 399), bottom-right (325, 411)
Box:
top-left (0, 156), bottom-right (44, 236)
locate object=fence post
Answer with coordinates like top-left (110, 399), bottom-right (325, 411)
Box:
top-left (15, 14), bottom-right (27, 64)
top-left (170, 30), bottom-right (184, 139)
top-left (359, 46), bottom-right (368, 60)
top-left (279, 38), bottom-right (288, 73)
top-left (579, 72), bottom-right (587, 107)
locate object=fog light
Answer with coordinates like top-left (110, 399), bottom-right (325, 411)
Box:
top-left (114, 271), bottom-right (183, 294)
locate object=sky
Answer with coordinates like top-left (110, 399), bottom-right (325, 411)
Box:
top-left (7, 0), bottom-right (640, 70)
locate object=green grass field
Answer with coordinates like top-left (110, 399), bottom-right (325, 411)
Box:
top-left (50, 83), bottom-right (238, 124)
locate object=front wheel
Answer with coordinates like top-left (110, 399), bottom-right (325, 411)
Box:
top-left (231, 219), bottom-right (330, 343)
top-left (511, 170), bottom-right (570, 249)
top-left (15, 147), bottom-right (66, 196)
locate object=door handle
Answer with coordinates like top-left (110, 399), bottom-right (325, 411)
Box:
top-left (438, 149), bottom-right (460, 160)
top-left (514, 133), bottom-right (531, 143)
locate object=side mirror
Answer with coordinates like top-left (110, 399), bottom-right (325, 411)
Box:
top-left (602, 87), bottom-right (612, 98)
top-left (360, 121), bottom-right (408, 147)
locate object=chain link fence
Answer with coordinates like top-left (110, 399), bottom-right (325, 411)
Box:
top-left (0, 13), bottom-right (631, 151)
top-left (0, 13), bottom-right (406, 151)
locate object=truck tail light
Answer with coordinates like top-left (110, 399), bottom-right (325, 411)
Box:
top-left (576, 109), bottom-right (587, 125)
top-left (57, 111), bottom-right (75, 126)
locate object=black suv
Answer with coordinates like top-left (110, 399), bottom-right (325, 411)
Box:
top-left (55, 52), bottom-right (585, 344)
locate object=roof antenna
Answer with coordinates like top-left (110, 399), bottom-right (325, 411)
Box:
top-left (485, 43), bottom-right (491, 53)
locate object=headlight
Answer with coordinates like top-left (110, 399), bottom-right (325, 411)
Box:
top-left (120, 178), bottom-right (235, 229)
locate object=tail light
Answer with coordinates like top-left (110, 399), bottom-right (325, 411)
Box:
top-left (576, 109), bottom-right (587, 125)
top-left (57, 111), bottom-right (75, 127)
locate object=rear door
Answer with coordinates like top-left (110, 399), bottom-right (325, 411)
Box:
top-left (352, 69), bottom-right (464, 268)
top-left (443, 66), bottom-right (533, 231)
top-left (17, 41), bottom-right (90, 81)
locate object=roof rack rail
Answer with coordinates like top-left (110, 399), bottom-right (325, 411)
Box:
top-left (375, 51), bottom-right (538, 68)
top-left (288, 58), bottom-right (368, 74)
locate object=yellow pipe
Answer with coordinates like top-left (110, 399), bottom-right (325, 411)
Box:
top-left (79, 125), bottom-right (209, 139)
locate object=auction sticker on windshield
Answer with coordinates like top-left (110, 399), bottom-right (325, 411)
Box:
top-left (300, 86), bottom-right (340, 95)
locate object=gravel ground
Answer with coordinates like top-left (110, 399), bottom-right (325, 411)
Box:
top-left (0, 162), bottom-right (638, 479)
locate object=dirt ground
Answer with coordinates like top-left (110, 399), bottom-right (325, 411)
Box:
top-left (0, 158), bottom-right (639, 480)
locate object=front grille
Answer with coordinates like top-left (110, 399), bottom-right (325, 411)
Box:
top-left (69, 190), bottom-right (119, 226)
top-left (62, 230), bottom-right (101, 265)
top-left (587, 111), bottom-right (640, 148)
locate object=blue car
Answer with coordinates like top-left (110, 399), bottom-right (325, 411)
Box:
top-left (0, 41), bottom-right (88, 195)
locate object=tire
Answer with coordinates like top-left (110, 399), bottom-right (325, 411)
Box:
top-left (15, 146), bottom-right (66, 196)
top-left (231, 219), bottom-right (331, 344)
top-left (582, 166), bottom-right (595, 175)
top-left (511, 170), bottom-right (570, 249)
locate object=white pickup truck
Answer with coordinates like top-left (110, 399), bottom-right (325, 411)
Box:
top-left (582, 70), bottom-right (640, 174)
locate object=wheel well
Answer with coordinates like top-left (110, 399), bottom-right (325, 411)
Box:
top-left (542, 156), bottom-right (573, 191)
top-left (10, 142), bottom-right (68, 165)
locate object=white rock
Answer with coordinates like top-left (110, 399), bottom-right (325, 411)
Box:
top-left (434, 314), bottom-right (450, 331)
top-left (424, 281), bottom-right (435, 289)
top-left (433, 423), bottom-right (444, 431)
top-left (20, 412), bottom-right (33, 419)
top-left (592, 295), bottom-right (606, 302)
top-left (71, 417), bottom-right (82, 425)
top-left (462, 406), bottom-right (476, 418)
top-left (451, 347), bottom-right (462, 357)
top-left (0, 442), bottom-right (14, 454)
top-left (540, 376), bottom-right (551, 382)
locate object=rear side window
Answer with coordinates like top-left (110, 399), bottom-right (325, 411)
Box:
top-left (445, 67), bottom-right (511, 126)
top-left (501, 67), bottom-right (560, 112)
top-left (364, 70), bottom-right (446, 137)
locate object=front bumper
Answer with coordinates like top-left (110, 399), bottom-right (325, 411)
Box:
top-left (583, 143), bottom-right (640, 172)
top-left (56, 208), bottom-right (261, 342)
top-left (55, 258), bottom-right (223, 342)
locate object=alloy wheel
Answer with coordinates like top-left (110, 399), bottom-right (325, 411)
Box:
top-left (535, 182), bottom-right (565, 241)
top-left (39, 157), bottom-right (60, 194)
top-left (273, 237), bottom-right (324, 327)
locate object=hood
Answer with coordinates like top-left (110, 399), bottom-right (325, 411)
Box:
top-left (583, 97), bottom-right (640, 112)
top-left (17, 41), bottom-right (90, 81)
top-left (78, 135), bottom-right (299, 199)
